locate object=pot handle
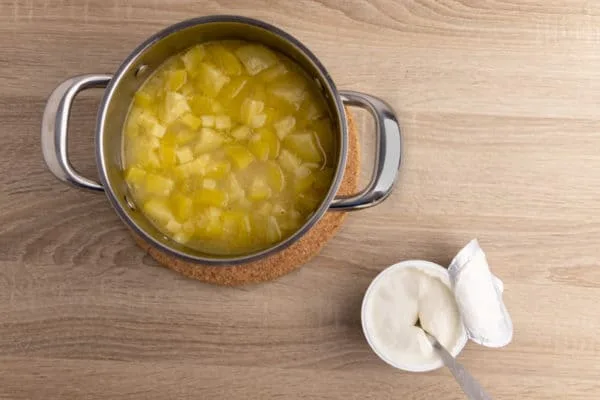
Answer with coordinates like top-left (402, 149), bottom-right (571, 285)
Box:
top-left (330, 90), bottom-right (402, 211)
top-left (41, 74), bottom-right (112, 191)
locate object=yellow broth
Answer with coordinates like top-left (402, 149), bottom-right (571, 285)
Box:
top-left (122, 40), bottom-right (336, 255)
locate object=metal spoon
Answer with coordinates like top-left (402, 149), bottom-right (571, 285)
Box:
top-left (422, 329), bottom-right (493, 400)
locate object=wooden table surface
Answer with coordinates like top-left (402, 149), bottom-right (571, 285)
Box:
top-left (2, 1), bottom-right (600, 399)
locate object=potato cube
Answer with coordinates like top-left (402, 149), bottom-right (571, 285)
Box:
top-left (230, 125), bottom-right (251, 141)
top-left (180, 113), bottom-right (202, 130)
top-left (196, 62), bottom-right (230, 97)
top-left (170, 192), bottom-right (193, 221)
top-left (248, 134), bottom-right (270, 161)
top-left (298, 94), bottom-right (327, 122)
top-left (266, 161), bottom-right (285, 192)
top-left (268, 81), bottom-right (306, 111)
top-left (205, 160), bottom-right (231, 179)
top-left (145, 173), bottom-right (174, 196)
top-left (182, 45), bottom-right (207, 74)
top-left (167, 69), bottom-right (187, 91)
top-left (165, 219), bottom-right (183, 233)
top-left (174, 154), bottom-right (211, 178)
top-left (190, 95), bottom-right (222, 115)
top-left (202, 179), bottom-right (217, 190)
top-left (255, 128), bottom-right (280, 159)
top-left (273, 116), bottom-right (295, 140)
top-left (193, 188), bottom-right (228, 208)
top-left (277, 149), bottom-right (302, 174)
top-left (227, 174), bottom-right (245, 201)
top-left (158, 143), bottom-right (177, 167)
top-left (125, 167), bottom-right (147, 188)
top-left (215, 115), bottom-right (232, 130)
top-left (134, 91), bottom-right (154, 108)
top-left (235, 44), bottom-right (278, 75)
top-left (224, 144), bottom-right (255, 169)
top-left (256, 62), bottom-right (288, 83)
top-left (248, 177), bottom-right (272, 201)
top-left (200, 115), bottom-right (215, 128)
top-left (163, 92), bottom-right (191, 124)
top-left (174, 129), bottom-right (196, 145)
top-left (240, 98), bottom-right (264, 125)
top-left (217, 76), bottom-right (248, 105)
top-left (208, 44), bottom-right (243, 76)
top-left (143, 198), bottom-right (173, 224)
top-left (175, 146), bottom-right (194, 164)
top-left (138, 113), bottom-right (166, 138)
top-left (249, 113), bottom-right (267, 128)
top-left (284, 131), bottom-right (323, 164)
top-left (194, 128), bottom-right (224, 154)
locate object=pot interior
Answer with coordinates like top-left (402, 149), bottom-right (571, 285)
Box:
top-left (99, 16), bottom-right (347, 264)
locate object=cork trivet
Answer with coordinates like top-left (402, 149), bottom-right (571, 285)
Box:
top-left (133, 110), bottom-right (360, 286)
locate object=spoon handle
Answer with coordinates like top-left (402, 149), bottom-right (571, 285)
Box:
top-left (431, 339), bottom-right (493, 400)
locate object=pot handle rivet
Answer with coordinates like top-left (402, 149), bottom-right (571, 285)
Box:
top-left (41, 74), bottom-right (112, 191)
top-left (330, 90), bottom-right (402, 211)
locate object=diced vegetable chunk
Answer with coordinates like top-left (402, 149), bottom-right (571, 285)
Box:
top-left (224, 144), bottom-right (255, 169)
top-left (240, 98), bottom-right (265, 127)
top-left (196, 62), bottom-right (230, 97)
top-left (205, 160), bottom-right (231, 179)
top-left (134, 91), bottom-right (154, 108)
top-left (193, 188), bottom-right (228, 207)
top-left (174, 154), bottom-right (211, 178)
top-left (180, 113), bottom-right (202, 130)
top-left (235, 44), bottom-right (278, 75)
top-left (195, 128), bottom-right (224, 154)
top-left (145, 173), bottom-right (174, 196)
top-left (277, 149), bottom-right (302, 174)
top-left (158, 143), bottom-right (177, 166)
top-left (248, 134), bottom-right (270, 161)
top-left (257, 63), bottom-right (288, 82)
top-left (284, 131), bottom-right (323, 164)
top-left (144, 199), bottom-right (173, 223)
top-left (162, 92), bottom-right (191, 124)
top-left (125, 167), bottom-right (147, 188)
top-left (266, 162), bottom-right (285, 192)
top-left (248, 177), bottom-right (272, 201)
top-left (176, 147), bottom-right (194, 164)
top-left (171, 192), bottom-right (193, 221)
top-left (182, 45), bottom-right (207, 74)
top-left (166, 70), bottom-right (187, 91)
top-left (138, 113), bottom-right (166, 138)
top-left (215, 115), bottom-right (232, 130)
top-left (218, 76), bottom-right (248, 105)
top-left (274, 116), bottom-right (295, 140)
top-left (200, 115), bottom-right (215, 127)
top-left (208, 44), bottom-right (243, 76)
top-left (230, 125), bottom-right (251, 141)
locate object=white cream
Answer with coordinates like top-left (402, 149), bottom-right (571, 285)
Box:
top-left (362, 261), bottom-right (466, 371)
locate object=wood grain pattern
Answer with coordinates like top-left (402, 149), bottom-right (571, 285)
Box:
top-left (1, 0), bottom-right (600, 398)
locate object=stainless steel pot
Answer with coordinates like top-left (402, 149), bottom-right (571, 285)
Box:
top-left (41, 15), bottom-right (402, 265)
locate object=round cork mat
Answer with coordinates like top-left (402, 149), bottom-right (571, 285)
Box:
top-left (133, 109), bottom-right (360, 286)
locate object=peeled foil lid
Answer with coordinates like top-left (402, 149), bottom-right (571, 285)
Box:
top-left (448, 239), bottom-right (513, 348)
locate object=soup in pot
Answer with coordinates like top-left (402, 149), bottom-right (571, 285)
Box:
top-left (122, 40), bottom-right (336, 255)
